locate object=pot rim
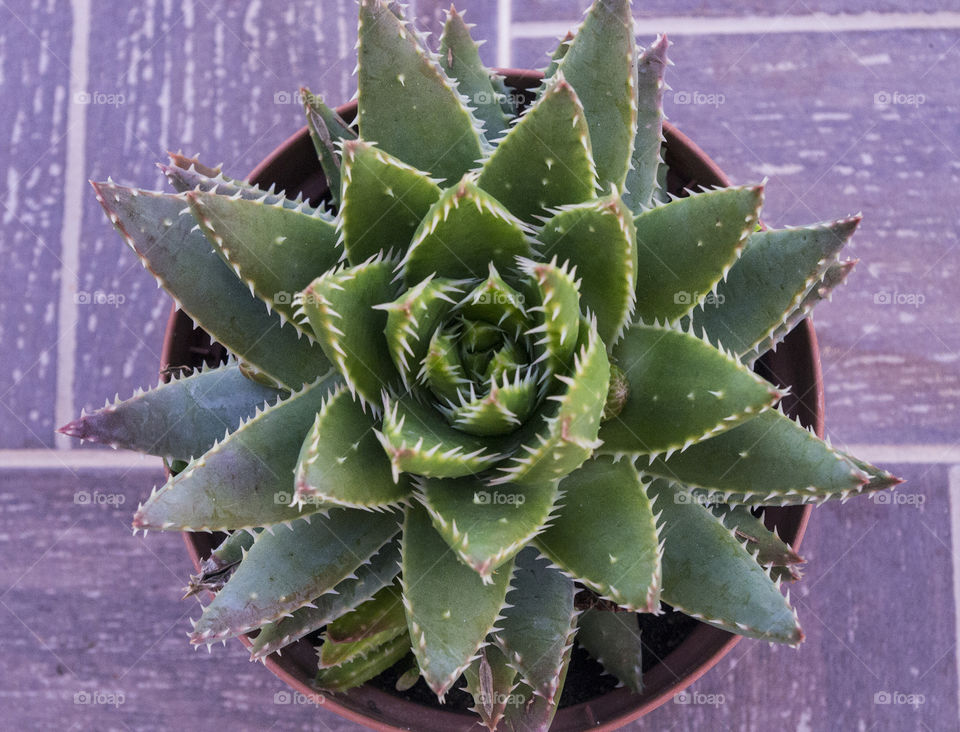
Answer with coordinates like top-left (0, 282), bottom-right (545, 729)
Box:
top-left (165, 67), bottom-right (820, 732)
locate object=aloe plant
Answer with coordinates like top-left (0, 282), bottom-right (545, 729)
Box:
top-left (58, 0), bottom-right (901, 728)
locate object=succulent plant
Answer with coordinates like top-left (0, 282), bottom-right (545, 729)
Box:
top-left (59, 0), bottom-right (902, 728)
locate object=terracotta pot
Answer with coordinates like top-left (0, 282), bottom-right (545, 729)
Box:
top-left (161, 70), bottom-right (819, 731)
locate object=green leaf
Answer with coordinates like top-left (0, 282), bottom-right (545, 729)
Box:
top-left (748, 258), bottom-right (856, 364)
top-left (543, 31), bottom-right (574, 80)
top-left (710, 505), bottom-right (804, 568)
top-left (133, 373), bottom-right (340, 532)
top-left (320, 583), bottom-right (408, 668)
top-left (378, 394), bottom-right (506, 479)
top-left (536, 457), bottom-right (660, 611)
top-left (690, 216), bottom-right (861, 357)
top-left (190, 508), bottom-right (402, 643)
top-left (421, 327), bottom-right (471, 401)
top-left (519, 257), bottom-right (582, 377)
top-left (401, 503), bottom-right (514, 698)
top-left (187, 189), bottom-right (340, 325)
top-left (249, 540), bottom-right (401, 659)
top-left (58, 362), bottom-right (282, 461)
top-left (462, 645), bottom-right (520, 732)
top-left (339, 140), bottom-right (442, 265)
top-left (649, 479), bottom-right (803, 644)
top-left (640, 408), bottom-right (871, 504)
top-left (458, 264), bottom-right (528, 339)
top-left (400, 178), bottom-right (532, 286)
top-left (633, 184), bottom-right (764, 323)
top-left (378, 276), bottom-right (465, 386)
top-left (576, 609), bottom-right (644, 693)
top-left (535, 194), bottom-right (637, 345)
top-left (417, 476), bottom-right (559, 579)
top-left (555, 0), bottom-right (636, 188)
top-left (295, 385), bottom-right (412, 510)
top-left (185, 528), bottom-right (260, 597)
top-left (300, 258), bottom-right (399, 404)
top-left (315, 633), bottom-right (411, 692)
top-left (91, 182), bottom-right (329, 390)
top-left (302, 86), bottom-right (357, 208)
top-left (357, 0), bottom-right (483, 185)
top-left (495, 319), bottom-right (609, 485)
top-left (623, 35), bottom-right (668, 213)
top-left (598, 323), bottom-right (780, 456)
top-left (494, 547), bottom-right (577, 704)
top-left (160, 154), bottom-right (318, 213)
top-left (439, 6), bottom-right (510, 141)
top-left (477, 76), bottom-right (597, 223)
top-left (443, 370), bottom-right (539, 437)
top-left (500, 665), bottom-right (570, 732)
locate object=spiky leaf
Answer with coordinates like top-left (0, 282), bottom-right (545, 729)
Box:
top-left (295, 386), bottom-right (411, 510)
top-left (623, 35), bottom-right (668, 213)
top-left (301, 258), bottom-right (399, 404)
top-left (249, 541), bottom-right (401, 659)
top-left (401, 503), bottom-right (514, 698)
top-left (187, 189), bottom-right (340, 324)
top-left (640, 409), bottom-right (871, 504)
top-left (649, 479), bottom-right (803, 644)
top-left (495, 320), bottom-right (609, 485)
top-left (339, 140), bottom-right (442, 265)
top-left (439, 7), bottom-right (510, 141)
top-left (463, 645), bottom-right (520, 731)
top-left (536, 458), bottom-right (660, 611)
top-left (519, 258), bottom-right (582, 376)
top-left (576, 609), bottom-right (644, 693)
top-left (91, 183), bottom-right (327, 389)
top-left (477, 77), bottom-right (596, 223)
top-left (315, 633), bottom-right (411, 692)
top-left (599, 324), bottom-right (779, 456)
top-left (400, 178), bottom-right (532, 286)
top-left (190, 508), bottom-right (401, 643)
top-left (633, 185), bottom-right (763, 323)
top-left (302, 87), bottom-right (357, 207)
top-left (711, 505), bottom-right (804, 568)
top-left (555, 0), bottom-right (636, 188)
top-left (133, 373), bottom-right (339, 531)
top-left (417, 476), bottom-right (559, 578)
top-left (494, 547), bottom-right (577, 703)
top-left (357, 0), bottom-right (483, 185)
top-left (690, 216), bottom-right (860, 357)
top-left (378, 394), bottom-right (506, 479)
top-left (58, 362), bottom-right (282, 461)
top-left (535, 194), bottom-right (637, 345)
